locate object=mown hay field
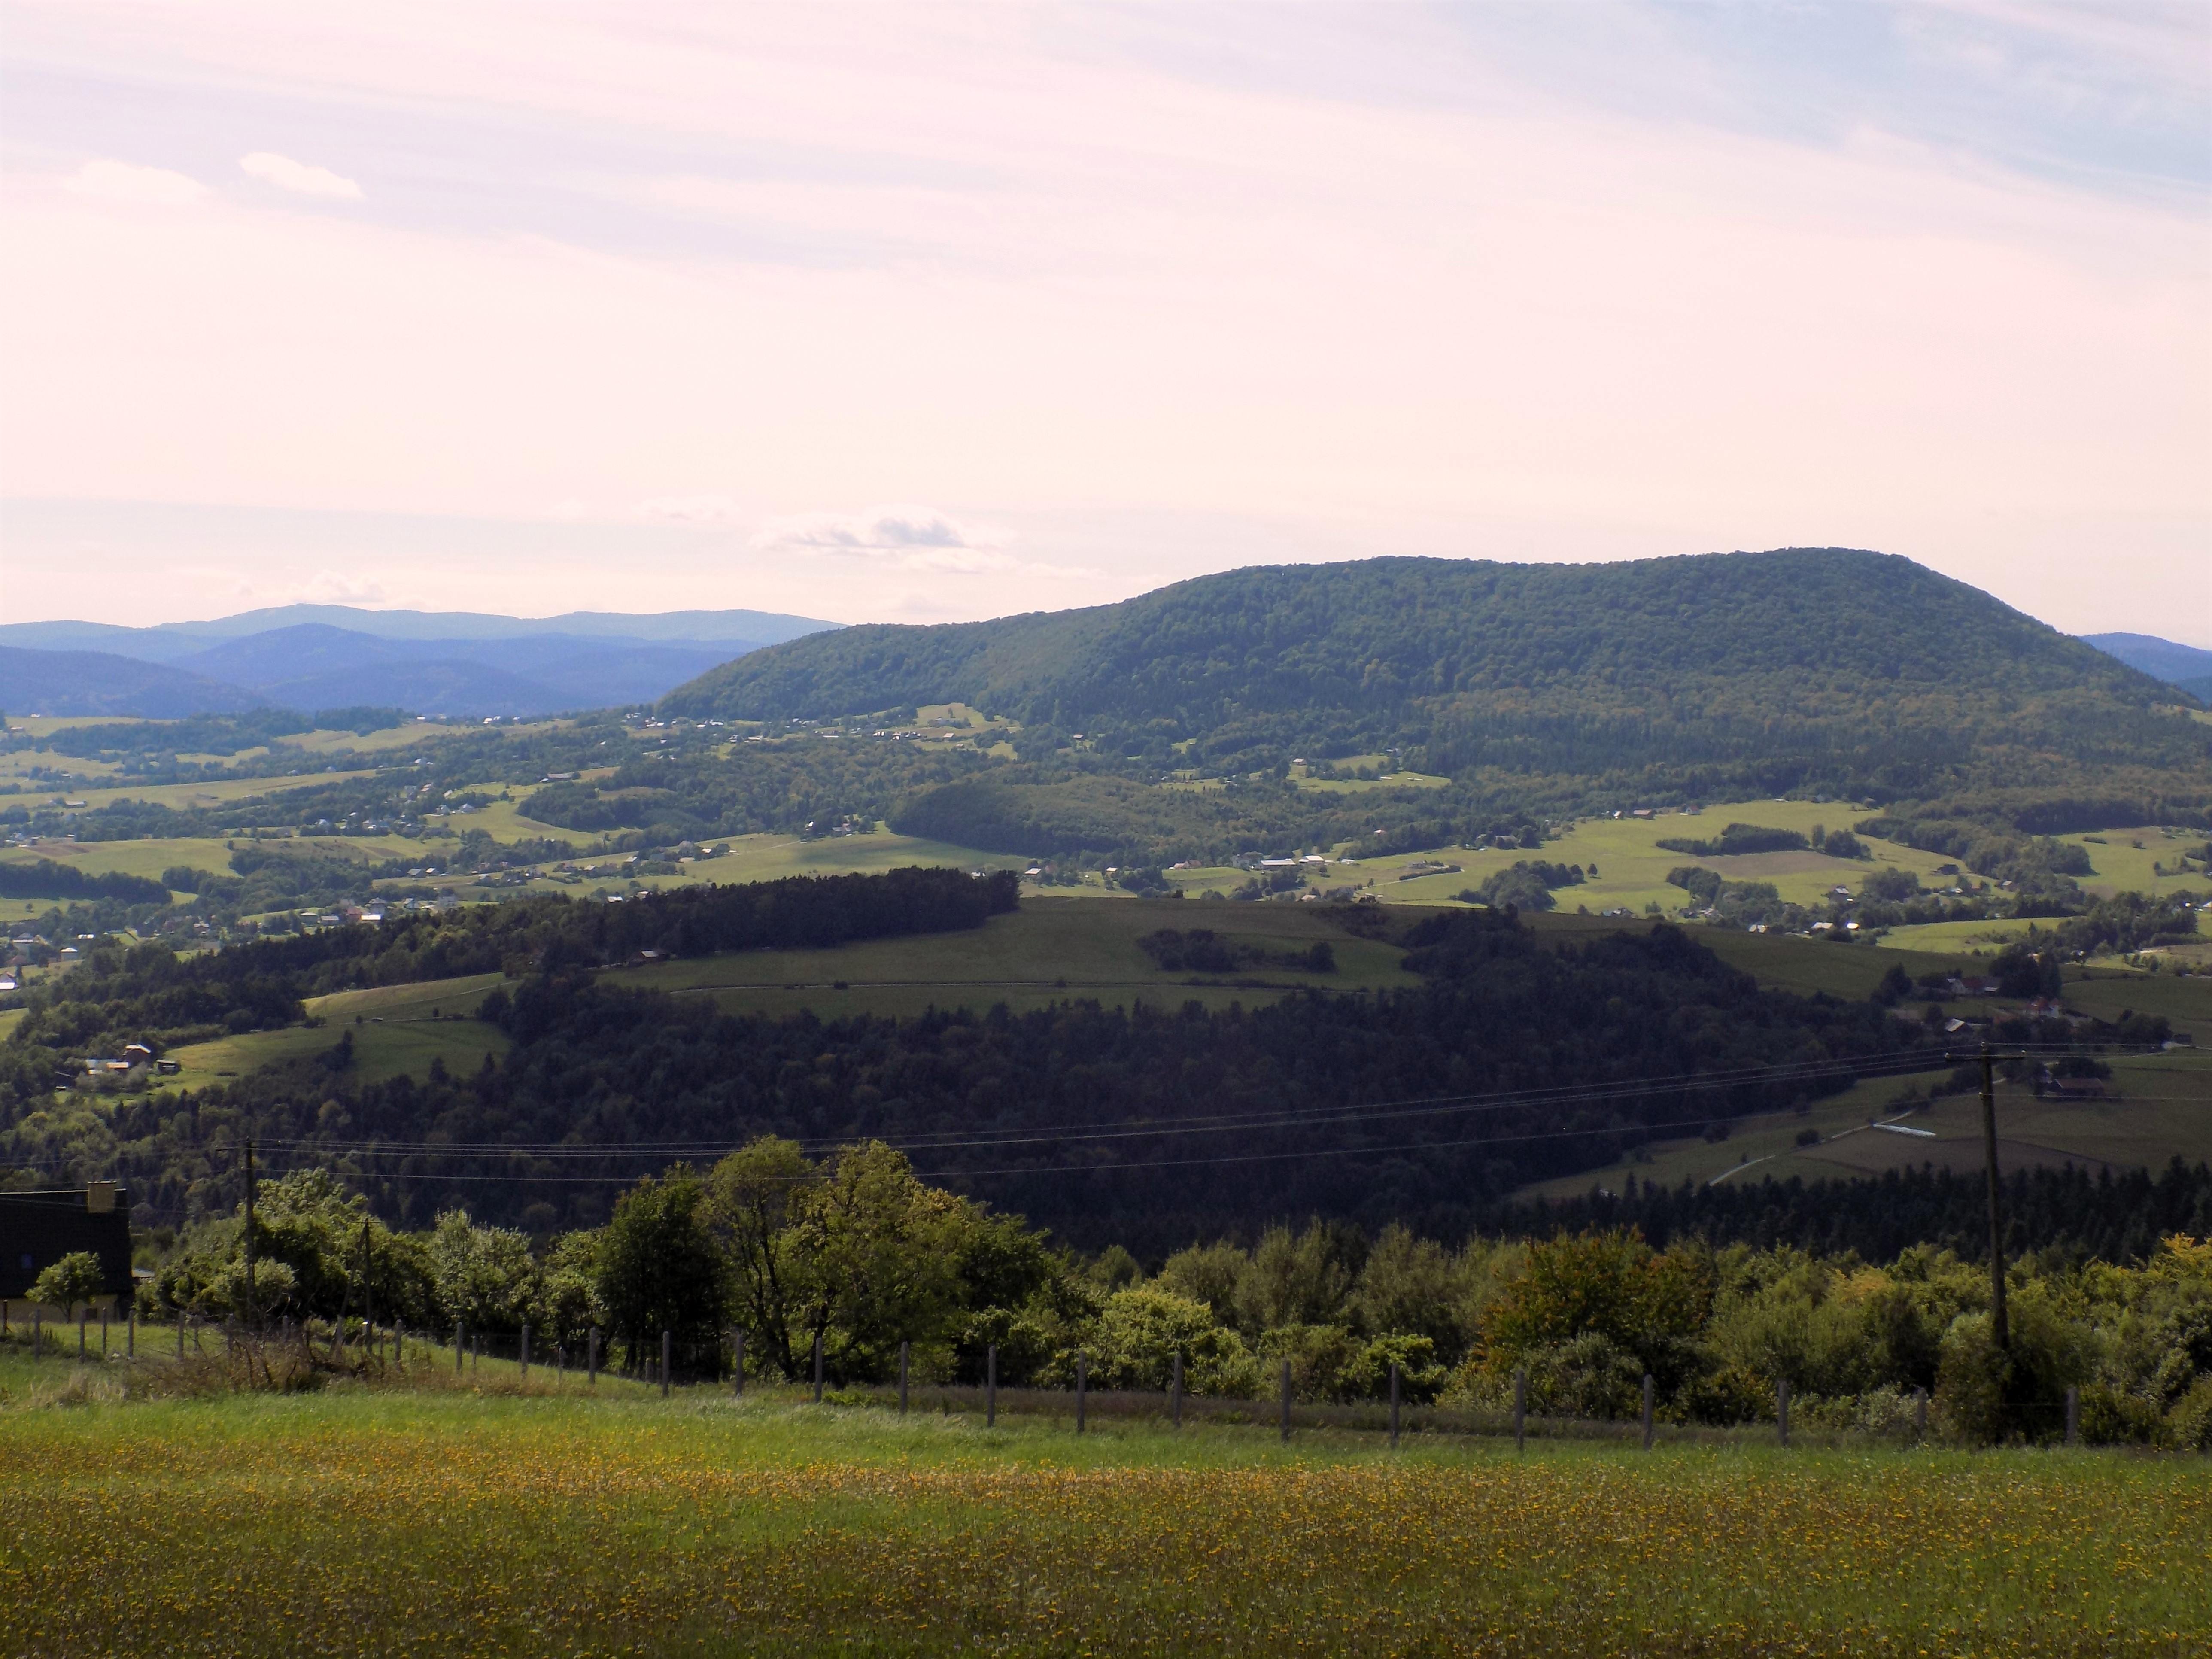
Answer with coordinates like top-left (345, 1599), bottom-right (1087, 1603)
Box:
top-left (3, 1365), bottom-right (2205, 1657)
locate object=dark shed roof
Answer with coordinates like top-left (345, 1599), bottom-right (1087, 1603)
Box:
top-left (0, 1188), bottom-right (133, 1301)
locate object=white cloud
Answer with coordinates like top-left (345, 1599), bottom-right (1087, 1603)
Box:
top-left (239, 152), bottom-right (363, 201)
top-left (749, 506), bottom-right (1095, 579)
top-left (754, 505), bottom-right (976, 556)
top-left (296, 570), bottom-right (389, 604)
top-left (66, 159), bottom-right (206, 207)
top-left (635, 494), bottom-right (743, 523)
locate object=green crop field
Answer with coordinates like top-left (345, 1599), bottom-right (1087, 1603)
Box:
top-left (3, 1363), bottom-right (2203, 1656)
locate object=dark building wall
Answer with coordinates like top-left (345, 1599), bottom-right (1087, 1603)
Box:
top-left (0, 1190), bottom-right (133, 1301)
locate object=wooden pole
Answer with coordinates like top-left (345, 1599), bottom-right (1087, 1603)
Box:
top-left (1513, 1367), bottom-right (1527, 1453)
top-left (1778, 1379), bottom-right (1790, 1448)
top-left (455, 1322), bottom-right (465, 1376)
top-left (1279, 1358), bottom-right (1292, 1444)
top-left (987, 1343), bottom-right (997, 1428)
top-left (243, 1137), bottom-right (256, 1334)
top-left (1980, 1044), bottom-right (2010, 1350)
top-left (520, 1321), bottom-right (530, 1380)
top-left (661, 1329), bottom-right (671, 1398)
top-left (1389, 1361), bottom-right (1401, 1449)
top-left (1075, 1351), bottom-right (1087, 1434)
top-left (1171, 1351), bottom-right (1183, 1428)
top-left (899, 1341), bottom-right (910, 1414)
top-left (1641, 1373), bottom-right (1654, 1450)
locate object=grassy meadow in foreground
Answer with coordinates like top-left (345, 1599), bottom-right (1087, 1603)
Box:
top-left (3, 1358), bottom-right (2205, 1657)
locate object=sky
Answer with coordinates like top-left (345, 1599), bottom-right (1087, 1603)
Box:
top-left (1, 1), bottom-right (2206, 642)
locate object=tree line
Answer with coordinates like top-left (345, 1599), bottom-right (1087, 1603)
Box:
top-left (135, 1142), bottom-right (2212, 1449)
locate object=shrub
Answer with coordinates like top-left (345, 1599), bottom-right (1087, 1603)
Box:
top-left (1087, 1287), bottom-right (1258, 1397)
top-left (1935, 1298), bottom-right (2094, 1444)
top-left (2164, 1377), bottom-right (2212, 1451)
top-left (2076, 1383), bottom-right (2164, 1446)
top-left (28, 1251), bottom-right (107, 1313)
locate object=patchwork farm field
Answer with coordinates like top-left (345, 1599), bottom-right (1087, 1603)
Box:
top-left (1524, 1049), bottom-right (2212, 1200)
top-left (3, 1369), bottom-right (2205, 1657)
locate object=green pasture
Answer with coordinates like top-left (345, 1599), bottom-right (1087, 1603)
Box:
top-left (1143, 798), bottom-right (1965, 917)
top-left (0, 834), bottom-right (236, 884)
top-left (623, 895), bottom-right (1416, 1020)
top-left (1524, 1049), bottom-right (2212, 1200)
top-left (2064, 967), bottom-right (2212, 1029)
top-left (2053, 825), bottom-right (2212, 904)
top-left (163, 975), bottom-right (510, 1085)
top-left (2, 1371), bottom-right (2203, 1656)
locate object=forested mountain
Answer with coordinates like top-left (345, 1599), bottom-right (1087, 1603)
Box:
top-left (662, 550), bottom-right (2211, 842)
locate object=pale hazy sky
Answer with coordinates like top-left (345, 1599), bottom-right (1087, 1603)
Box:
top-left (3, 2), bottom-right (2206, 641)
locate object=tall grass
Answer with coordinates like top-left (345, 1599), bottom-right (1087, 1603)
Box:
top-left (2, 1350), bottom-right (2203, 1656)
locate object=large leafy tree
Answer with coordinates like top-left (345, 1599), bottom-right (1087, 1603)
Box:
top-left (593, 1169), bottom-right (727, 1370)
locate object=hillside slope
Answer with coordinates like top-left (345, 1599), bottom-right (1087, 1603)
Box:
top-left (0, 647), bottom-right (265, 718)
top-left (663, 550), bottom-right (2207, 828)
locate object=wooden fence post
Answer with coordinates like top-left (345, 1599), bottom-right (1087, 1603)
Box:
top-left (812, 1332), bottom-right (824, 1403)
top-left (1778, 1379), bottom-right (1790, 1448)
top-left (1076, 1351), bottom-right (1087, 1434)
top-left (732, 1331), bottom-right (744, 1399)
top-left (1389, 1361), bottom-right (1401, 1449)
top-left (520, 1322), bottom-right (530, 1380)
top-left (1171, 1351), bottom-right (1182, 1428)
top-left (1513, 1367), bottom-right (1526, 1453)
top-left (1641, 1374), bottom-right (1655, 1450)
top-left (986, 1343), bottom-right (997, 1428)
top-left (661, 1329), bottom-right (671, 1398)
top-left (899, 1341), bottom-right (910, 1414)
top-left (588, 1326), bottom-right (599, 1387)
top-left (2066, 1386), bottom-right (2079, 1447)
top-left (1279, 1358), bottom-right (1292, 1445)
top-left (455, 1323), bottom-right (464, 1375)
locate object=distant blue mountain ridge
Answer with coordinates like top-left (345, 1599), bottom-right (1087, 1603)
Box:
top-left (2082, 632), bottom-right (2212, 705)
top-left (0, 604), bottom-right (840, 719)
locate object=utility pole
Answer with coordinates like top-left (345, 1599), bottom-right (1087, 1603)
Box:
top-left (1979, 1044), bottom-right (2009, 1349)
top-left (243, 1138), bottom-right (258, 1334)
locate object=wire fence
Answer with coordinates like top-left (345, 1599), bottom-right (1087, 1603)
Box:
top-left (1, 1311), bottom-right (2113, 1452)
